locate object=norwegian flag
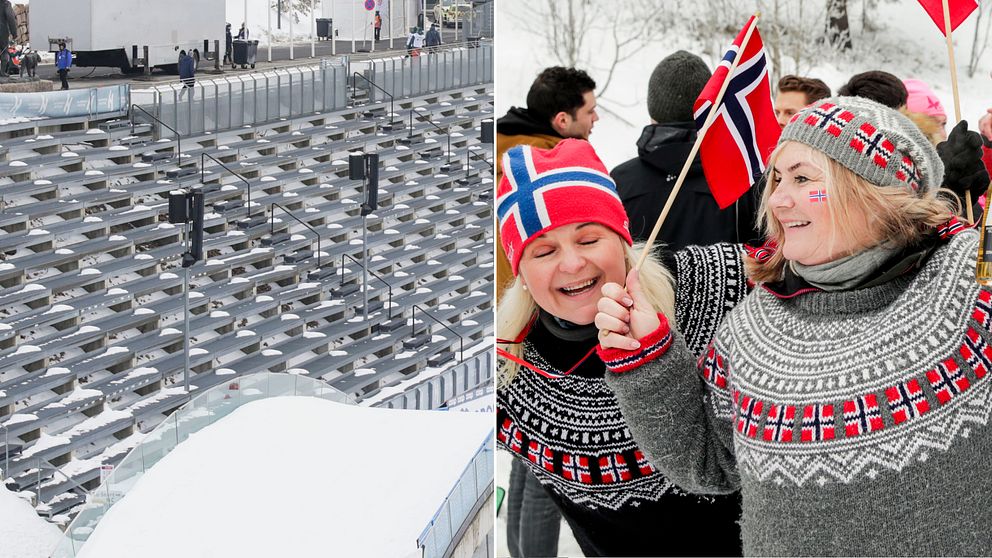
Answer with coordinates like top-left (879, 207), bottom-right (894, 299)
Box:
top-left (497, 143), bottom-right (626, 265)
top-left (800, 102), bottom-right (855, 137)
top-left (800, 404), bottom-right (836, 442)
top-left (736, 395), bottom-right (764, 438)
top-left (937, 217), bottom-right (967, 239)
top-left (598, 454), bottom-right (633, 484)
top-left (573, 455), bottom-right (593, 484)
top-left (917, 0), bottom-right (979, 36)
top-left (843, 394), bottom-right (884, 437)
top-left (809, 190), bottom-right (828, 203)
top-left (973, 289), bottom-right (992, 328)
top-left (693, 15), bottom-right (780, 209)
top-left (633, 450), bottom-right (656, 476)
top-left (561, 453), bottom-right (579, 482)
top-left (700, 345), bottom-right (728, 389)
top-left (850, 122), bottom-right (896, 168)
top-left (527, 440), bottom-right (541, 464)
top-left (497, 417), bottom-right (513, 445)
top-left (763, 404), bottom-right (796, 442)
top-left (885, 379), bottom-right (930, 424)
top-left (744, 239), bottom-right (777, 263)
top-left (927, 358), bottom-right (970, 405)
top-left (538, 445), bottom-right (556, 473)
top-left (498, 417), bottom-right (524, 453)
top-left (961, 327), bottom-right (992, 379)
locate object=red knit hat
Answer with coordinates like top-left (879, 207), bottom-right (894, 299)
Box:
top-left (497, 139), bottom-right (632, 275)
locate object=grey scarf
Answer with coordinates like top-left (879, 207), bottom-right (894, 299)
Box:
top-left (790, 243), bottom-right (903, 292)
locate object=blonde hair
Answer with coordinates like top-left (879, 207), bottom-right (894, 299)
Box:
top-left (903, 110), bottom-right (946, 146)
top-left (497, 241), bottom-right (675, 386)
top-left (747, 141), bottom-right (957, 283)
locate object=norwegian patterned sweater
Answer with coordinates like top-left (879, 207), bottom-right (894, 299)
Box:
top-left (497, 243), bottom-right (747, 557)
top-left (604, 229), bottom-right (992, 556)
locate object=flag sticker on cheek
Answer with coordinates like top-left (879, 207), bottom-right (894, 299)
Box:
top-left (809, 190), bottom-right (828, 203)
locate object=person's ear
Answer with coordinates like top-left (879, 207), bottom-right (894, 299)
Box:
top-left (550, 111), bottom-right (571, 135)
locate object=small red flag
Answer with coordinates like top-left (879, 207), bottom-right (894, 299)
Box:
top-left (693, 16), bottom-right (780, 209)
top-left (917, 0), bottom-right (979, 35)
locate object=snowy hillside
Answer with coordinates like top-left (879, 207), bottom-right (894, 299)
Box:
top-left (0, 482), bottom-right (63, 558)
top-left (75, 396), bottom-right (492, 558)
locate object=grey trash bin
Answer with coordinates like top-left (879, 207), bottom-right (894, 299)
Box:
top-left (232, 39), bottom-right (257, 69)
top-left (316, 18), bottom-right (332, 40)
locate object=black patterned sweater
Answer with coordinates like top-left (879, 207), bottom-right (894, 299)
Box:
top-left (497, 243), bottom-right (748, 557)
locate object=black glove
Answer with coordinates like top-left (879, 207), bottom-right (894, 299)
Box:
top-left (937, 120), bottom-right (989, 201)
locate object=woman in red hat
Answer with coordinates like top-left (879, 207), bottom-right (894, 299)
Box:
top-left (497, 138), bottom-right (745, 556)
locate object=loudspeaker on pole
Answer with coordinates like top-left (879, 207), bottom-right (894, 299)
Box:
top-left (190, 190), bottom-right (205, 263)
top-left (481, 120), bottom-right (494, 144)
top-left (168, 191), bottom-right (188, 224)
top-left (349, 153), bottom-right (366, 180)
top-left (365, 153), bottom-right (379, 211)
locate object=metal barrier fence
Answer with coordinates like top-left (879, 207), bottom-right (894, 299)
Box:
top-left (374, 351), bottom-right (492, 410)
top-left (51, 373), bottom-right (354, 557)
top-left (0, 84), bottom-right (130, 120)
top-left (131, 57), bottom-right (350, 137)
top-left (417, 431), bottom-right (494, 558)
top-left (362, 41), bottom-right (493, 103)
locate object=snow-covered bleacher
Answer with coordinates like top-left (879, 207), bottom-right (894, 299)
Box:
top-left (0, 80), bottom-right (494, 521)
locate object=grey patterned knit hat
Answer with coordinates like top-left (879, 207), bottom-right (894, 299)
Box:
top-left (647, 51), bottom-right (711, 124)
top-left (779, 96), bottom-right (944, 195)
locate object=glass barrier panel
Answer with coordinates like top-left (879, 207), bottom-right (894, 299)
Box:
top-left (432, 502), bottom-right (452, 556)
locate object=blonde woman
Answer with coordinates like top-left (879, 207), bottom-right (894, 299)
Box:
top-left (597, 96), bottom-right (991, 556)
top-left (497, 139), bottom-right (746, 556)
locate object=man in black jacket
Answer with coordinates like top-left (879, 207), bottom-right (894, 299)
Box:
top-left (611, 51), bottom-right (761, 251)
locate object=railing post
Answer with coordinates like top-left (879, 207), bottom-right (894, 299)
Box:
top-left (130, 103), bottom-right (181, 162)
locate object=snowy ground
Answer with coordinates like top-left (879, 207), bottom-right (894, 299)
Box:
top-left (72, 396), bottom-right (491, 558)
top-left (0, 483), bottom-right (63, 558)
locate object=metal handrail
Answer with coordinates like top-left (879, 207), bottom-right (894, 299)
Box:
top-left (461, 147), bottom-right (493, 183)
top-left (411, 304), bottom-right (464, 362)
top-left (339, 253), bottom-right (393, 319)
top-left (345, 39), bottom-right (487, 62)
top-left (129, 103), bottom-right (181, 160)
top-left (34, 456), bottom-right (92, 506)
top-left (201, 152), bottom-right (254, 218)
top-left (351, 72), bottom-right (394, 125)
top-left (466, 147), bottom-right (493, 171)
top-left (416, 431), bottom-right (494, 558)
top-left (270, 202), bottom-right (322, 272)
top-left (411, 111), bottom-right (451, 163)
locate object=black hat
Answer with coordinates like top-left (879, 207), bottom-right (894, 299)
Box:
top-left (647, 51), bottom-right (712, 124)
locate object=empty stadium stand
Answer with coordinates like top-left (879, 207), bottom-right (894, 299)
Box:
top-left (0, 53), bottom-right (494, 523)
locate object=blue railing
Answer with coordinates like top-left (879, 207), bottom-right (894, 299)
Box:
top-left (417, 430), bottom-right (494, 558)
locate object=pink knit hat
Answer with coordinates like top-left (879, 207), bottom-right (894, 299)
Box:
top-left (903, 79), bottom-right (946, 119)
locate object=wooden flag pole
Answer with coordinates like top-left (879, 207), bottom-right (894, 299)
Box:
top-left (599, 14), bottom-right (762, 341)
top-left (634, 13), bottom-right (761, 271)
top-left (942, 0), bottom-right (973, 223)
